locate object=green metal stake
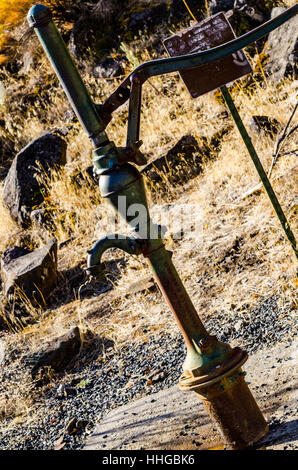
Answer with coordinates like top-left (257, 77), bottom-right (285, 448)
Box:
top-left (220, 85), bottom-right (298, 259)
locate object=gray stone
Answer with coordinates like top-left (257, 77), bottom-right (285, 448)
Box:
top-left (142, 129), bottom-right (231, 187)
top-left (93, 58), bottom-right (125, 79)
top-left (169, 0), bottom-right (190, 22)
top-left (69, 0), bottom-right (123, 60)
top-left (92, 0), bottom-right (123, 23)
top-left (210, 0), bottom-right (268, 20)
top-left (233, 0), bottom-right (268, 22)
top-left (128, 4), bottom-right (169, 34)
top-left (31, 327), bottom-right (82, 379)
top-left (141, 135), bottom-right (203, 185)
top-left (210, 0), bottom-right (270, 42)
top-left (265, 7), bottom-right (298, 82)
top-left (3, 133), bottom-right (66, 226)
top-left (209, 0), bottom-right (235, 15)
top-left (1, 246), bottom-right (30, 265)
top-left (1, 238), bottom-right (58, 305)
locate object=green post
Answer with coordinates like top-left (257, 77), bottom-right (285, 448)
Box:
top-left (220, 85), bottom-right (297, 259)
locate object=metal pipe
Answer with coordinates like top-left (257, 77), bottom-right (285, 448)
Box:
top-left (27, 4), bottom-right (108, 147)
top-left (86, 235), bottom-right (144, 277)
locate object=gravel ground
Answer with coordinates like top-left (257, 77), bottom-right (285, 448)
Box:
top-left (0, 295), bottom-right (296, 450)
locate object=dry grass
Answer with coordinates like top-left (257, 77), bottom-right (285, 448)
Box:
top-left (0, 0), bottom-right (74, 64)
top-left (0, 6), bottom-right (297, 428)
top-left (0, 46), bottom-right (297, 335)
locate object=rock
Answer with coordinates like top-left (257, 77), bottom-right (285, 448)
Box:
top-left (128, 4), bottom-right (169, 34)
top-left (69, 1), bottom-right (123, 60)
top-left (31, 327), bottom-right (82, 379)
top-left (30, 208), bottom-right (48, 226)
top-left (249, 115), bottom-right (281, 136)
top-left (265, 7), bottom-right (298, 82)
top-left (56, 383), bottom-right (66, 398)
top-left (1, 238), bottom-right (58, 305)
top-left (65, 417), bottom-right (78, 435)
top-left (56, 383), bottom-right (76, 398)
top-left (69, 17), bottom-right (100, 59)
top-left (210, 0), bottom-right (270, 41)
top-left (3, 133), bottom-right (66, 226)
top-left (1, 246), bottom-right (30, 265)
top-left (209, 0), bottom-right (235, 15)
top-left (210, 0), bottom-right (268, 20)
top-left (233, 0), bottom-right (268, 23)
top-left (93, 58), bottom-right (125, 79)
top-left (92, 0), bottom-right (124, 24)
top-left (142, 135), bottom-right (204, 185)
top-left (142, 129), bottom-right (231, 187)
top-left (170, 0), bottom-right (206, 23)
top-left (65, 417), bottom-right (88, 435)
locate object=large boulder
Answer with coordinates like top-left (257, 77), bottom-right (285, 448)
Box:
top-left (141, 135), bottom-right (204, 186)
top-left (210, 0), bottom-right (268, 19)
top-left (3, 133), bottom-right (66, 226)
top-left (1, 238), bottom-right (58, 306)
top-left (142, 128), bottom-right (231, 188)
top-left (265, 7), bottom-right (298, 82)
top-left (92, 0), bottom-right (123, 23)
top-left (30, 327), bottom-right (82, 380)
top-left (249, 115), bottom-right (281, 136)
top-left (69, 1), bottom-right (126, 59)
top-left (119, 3), bottom-right (170, 43)
top-left (169, 0), bottom-right (190, 23)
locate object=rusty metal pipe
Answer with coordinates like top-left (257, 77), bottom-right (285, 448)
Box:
top-left (145, 244), bottom-right (268, 449)
top-left (196, 372), bottom-right (269, 449)
top-left (145, 246), bottom-right (208, 346)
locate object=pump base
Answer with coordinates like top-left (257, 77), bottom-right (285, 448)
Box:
top-left (197, 371), bottom-right (269, 449)
top-left (180, 365), bottom-right (268, 449)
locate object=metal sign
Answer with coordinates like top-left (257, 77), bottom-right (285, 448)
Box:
top-left (164, 12), bottom-right (252, 98)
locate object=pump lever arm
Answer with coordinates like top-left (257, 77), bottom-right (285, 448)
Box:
top-left (99, 4), bottom-right (298, 138)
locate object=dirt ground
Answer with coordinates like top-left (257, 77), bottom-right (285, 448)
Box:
top-left (84, 340), bottom-right (298, 451)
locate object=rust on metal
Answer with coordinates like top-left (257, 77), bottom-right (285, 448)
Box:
top-left (197, 372), bottom-right (269, 449)
top-left (164, 12), bottom-right (252, 98)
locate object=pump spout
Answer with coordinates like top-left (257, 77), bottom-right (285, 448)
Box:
top-left (86, 235), bottom-right (144, 277)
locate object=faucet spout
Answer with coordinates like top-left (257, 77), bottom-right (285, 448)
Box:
top-left (86, 235), bottom-right (143, 277)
